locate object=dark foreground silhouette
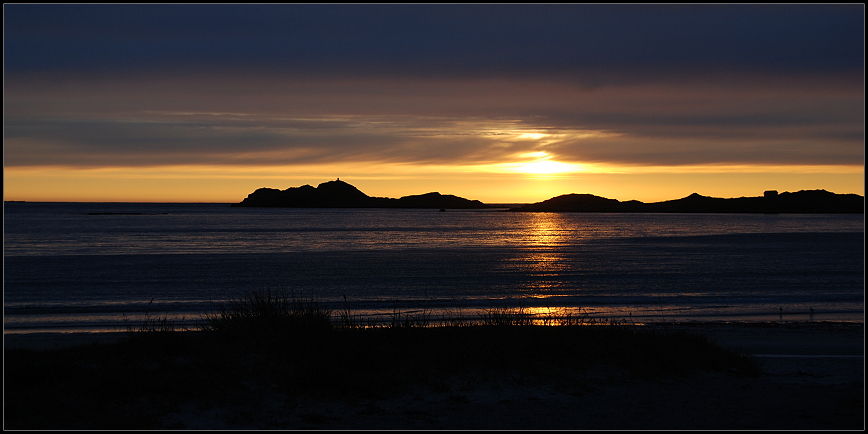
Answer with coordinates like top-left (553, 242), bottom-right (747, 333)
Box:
top-left (511, 189), bottom-right (864, 214)
top-left (232, 179), bottom-right (489, 209)
top-left (4, 290), bottom-right (862, 430)
top-left (233, 180), bottom-right (862, 213)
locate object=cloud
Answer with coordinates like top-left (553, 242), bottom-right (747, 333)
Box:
top-left (4, 5), bottom-right (863, 172)
top-left (5, 69), bottom-right (862, 169)
top-left (4, 4), bottom-right (863, 81)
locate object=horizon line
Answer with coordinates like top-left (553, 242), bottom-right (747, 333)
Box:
top-left (5, 188), bottom-right (864, 206)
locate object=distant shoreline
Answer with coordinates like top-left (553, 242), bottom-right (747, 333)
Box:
top-left (229, 179), bottom-right (866, 212)
top-left (509, 189), bottom-right (864, 214)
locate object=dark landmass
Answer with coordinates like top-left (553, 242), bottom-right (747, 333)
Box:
top-left (4, 322), bottom-right (862, 430)
top-left (232, 179), bottom-right (489, 209)
top-left (512, 190), bottom-right (864, 214)
top-left (4, 289), bottom-right (862, 430)
top-left (3, 323), bottom-right (758, 430)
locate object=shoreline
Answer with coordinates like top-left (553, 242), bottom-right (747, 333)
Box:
top-left (6, 320), bottom-right (864, 355)
top-left (5, 306), bottom-right (863, 339)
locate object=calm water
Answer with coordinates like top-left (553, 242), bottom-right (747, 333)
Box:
top-left (3, 202), bottom-right (864, 333)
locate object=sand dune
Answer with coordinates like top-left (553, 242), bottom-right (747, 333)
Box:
top-left (4, 321), bottom-right (863, 429)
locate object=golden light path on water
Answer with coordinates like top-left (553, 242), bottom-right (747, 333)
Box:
top-left (518, 214), bottom-right (579, 323)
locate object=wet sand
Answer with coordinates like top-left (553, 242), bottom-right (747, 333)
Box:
top-left (4, 321), bottom-right (864, 429)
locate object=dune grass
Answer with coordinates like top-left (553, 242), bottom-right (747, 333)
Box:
top-left (4, 289), bottom-right (760, 429)
top-left (201, 289), bottom-right (333, 337)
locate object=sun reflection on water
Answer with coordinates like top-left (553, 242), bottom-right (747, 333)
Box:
top-left (525, 212), bottom-right (572, 247)
top-left (505, 213), bottom-right (579, 294)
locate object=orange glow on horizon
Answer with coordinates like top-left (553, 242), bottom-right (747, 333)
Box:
top-left (3, 163), bottom-right (863, 204)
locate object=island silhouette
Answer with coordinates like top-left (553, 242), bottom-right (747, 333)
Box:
top-left (511, 189), bottom-right (864, 214)
top-left (232, 180), bottom-right (863, 213)
top-left (231, 179), bottom-right (490, 209)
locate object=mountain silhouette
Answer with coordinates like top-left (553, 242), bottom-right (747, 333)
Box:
top-left (511, 190), bottom-right (863, 214)
top-left (232, 179), bottom-right (490, 209)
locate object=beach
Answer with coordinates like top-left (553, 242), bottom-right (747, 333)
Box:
top-left (6, 5), bottom-right (864, 430)
top-left (4, 321), bottom-right (863, 430)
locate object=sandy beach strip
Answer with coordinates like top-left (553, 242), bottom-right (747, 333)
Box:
top-left (643, 321), bottom-right (864, 356)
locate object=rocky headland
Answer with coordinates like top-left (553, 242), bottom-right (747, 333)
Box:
top-left (232, 179), bottom-right (489, 209)
top-left (511, 189), bottom-right (864, 214)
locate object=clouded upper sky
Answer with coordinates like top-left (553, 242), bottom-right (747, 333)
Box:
top-left (4, 4), bottom-right (864, 202)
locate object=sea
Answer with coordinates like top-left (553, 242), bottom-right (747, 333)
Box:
top-left (3, 202), bottom-right (864, 334)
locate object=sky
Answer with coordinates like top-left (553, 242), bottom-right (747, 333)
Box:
top-left (4, 4), bottom-right (864, 203)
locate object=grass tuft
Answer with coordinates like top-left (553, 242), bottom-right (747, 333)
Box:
top-left (201, 289), bottom-right (332, 340)
top-left (122, 298), bottom-right (187, 337)
top-left (479, 305), bottom-right (534, 326)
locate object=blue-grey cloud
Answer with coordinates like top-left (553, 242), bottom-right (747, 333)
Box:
top-left (4, 4), bottom-right (863, 82)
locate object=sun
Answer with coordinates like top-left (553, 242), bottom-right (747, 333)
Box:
top-left (467, 151), bottom-right (587, 176)
top-left (516, 159), bottom-right (575, 174)
top-left (509, 152), bottom-right (584, 175)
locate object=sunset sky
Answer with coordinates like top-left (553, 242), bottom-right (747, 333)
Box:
top-left (4, 4), bottom-right (864, 203)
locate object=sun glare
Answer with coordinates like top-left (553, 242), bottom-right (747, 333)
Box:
top-left (517, 160), bottom-right (574, 174)
top-left (505, 152), bottom-right (585, 175)
top-left (516, 133), bottom-right (548, 140)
